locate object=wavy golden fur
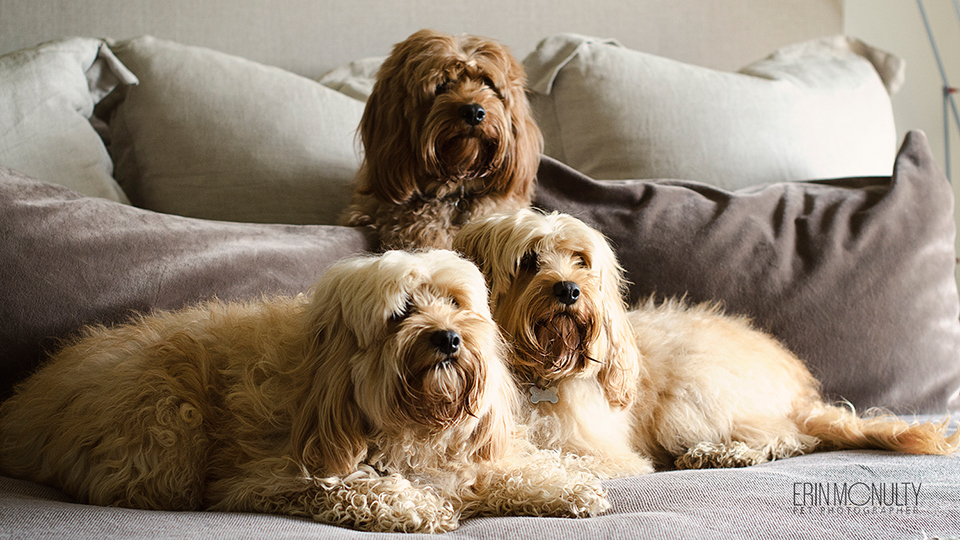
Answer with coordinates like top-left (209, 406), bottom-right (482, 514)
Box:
top-left (454, 210), bottom-right (959, 477)
top-left (343, 29), bottom-right (543, 251)
top-left (0, 250), bottom-right (607, 533)
top-left (455, 210), bottom-right (652, 478)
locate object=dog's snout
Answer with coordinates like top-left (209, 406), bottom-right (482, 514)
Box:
top-left (553, 281), bottom-right (581, 306)
top-left (430, 330), bottom-right (461, 355)
top-left (459, 103), bottom-right (486, 126)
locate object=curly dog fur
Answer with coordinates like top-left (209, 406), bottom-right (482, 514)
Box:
top-left (454, 210), bottom-right (959, 476)
top-left (0, 250), bottom-right (608, 533)
top-left (343, 29), bottom-right (542, 251)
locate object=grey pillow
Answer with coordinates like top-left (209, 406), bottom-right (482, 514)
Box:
top-left (103, 36), bottom-right (365, 225)
top-left (525, 34), bottom-right (903, 188)
top-left (0, 167), bottom-right (375, 399)
top-left (0, 38), bottom-right (136, 202)
top-left (3, 131), bottom-right (957, 415)
top-left (534, 130), bottom-right (960, 415)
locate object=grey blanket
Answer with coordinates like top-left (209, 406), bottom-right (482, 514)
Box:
top-left (2, 443), bottom-right (958, 539)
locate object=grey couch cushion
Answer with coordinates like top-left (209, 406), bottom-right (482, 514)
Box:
top-left (535, 130), bottom-right (960, 414)
top-left (0, 166), bottom-right (375, 399)
top-left (103, 36), bottom-right (365, 225)
top-left (2, 447), bottom-right (958, 538)
top-left (1, 131), bottom-right (957, 415)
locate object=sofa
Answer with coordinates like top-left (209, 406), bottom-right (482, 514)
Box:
top-left (2, 18), bottom-right (960, 540)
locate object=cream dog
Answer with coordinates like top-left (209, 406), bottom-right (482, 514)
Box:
top-left (454, 210), bottom-right (959, 476)
top-left (0, 250), bottom-right (608, 533)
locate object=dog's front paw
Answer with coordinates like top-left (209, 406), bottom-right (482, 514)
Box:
top-left (557, 472), bottom-right (611, 518)
top-left (464, 451), bottom-right (611, 519)
top-left (570, 452), bottom-right (654, 479)
top-left (674, 441), bottom-right (767, 469)
top-left (315, 470), bottom-right (460, 533)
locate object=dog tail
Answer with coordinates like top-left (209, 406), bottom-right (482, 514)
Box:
top-left (795, 401), bottom-right (960, 455)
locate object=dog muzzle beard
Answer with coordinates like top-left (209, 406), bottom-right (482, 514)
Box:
top-left (513, 309), bottom-right (596, 387)
top-left (396, 347), bottom-right (485, 429)
top-left (422, 114), bottom-right (508, 184)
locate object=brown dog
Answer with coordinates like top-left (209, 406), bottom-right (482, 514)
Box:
top-left (343, 29), bottom-right (542, 250)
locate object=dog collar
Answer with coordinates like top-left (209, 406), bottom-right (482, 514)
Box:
top-left (528, 384), bottom-right (559, 405)
top-left (412, 185), bottom-right (472, 204)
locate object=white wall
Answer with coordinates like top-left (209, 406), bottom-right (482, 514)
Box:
top-left (0, 0), bottom-right (842, 78)
top-left (845, 0), bottom-right (960, 279)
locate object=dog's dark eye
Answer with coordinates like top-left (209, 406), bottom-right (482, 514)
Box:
top-left (518, 251), bottom-right (539, 272)
top-left (390, 298), bottom-right (416, 322)
top-left (450, 297), bottom-right (461, 310)
top-left (574, 252), bottom-right (588, 268)
top-left (435, 80), bottom-right (451, 95)
top-left (482, 76), bottom-right (503, 98)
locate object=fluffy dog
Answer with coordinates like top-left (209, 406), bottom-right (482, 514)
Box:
top-left (0, 250), bottom-right (608, 533)
top-left (343, 29), bottom-right (542, 251)
top-left (454, 210), bottom-right (959, 476)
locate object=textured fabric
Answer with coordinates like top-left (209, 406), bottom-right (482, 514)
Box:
top-left (104, 36), bottom-right (366, 225)
top-left (2, 132), bottom-right (958, 412)
top-left (1, 448), bottom-right (958, 539)
top-left (535, 131), bottom-right (960, 414)
top-left (525, 34), bottom-right (902, 188)
top-left (0, 167), bottom-right (376, 400)
top-left (0, 38), bottom-right (136, 202)
top-left (318, 56), bottom-right (385, 101)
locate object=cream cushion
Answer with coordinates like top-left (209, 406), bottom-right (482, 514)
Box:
top-left (104, 36), bottom-right (365, 225)
top-left (524, 34), bottom-right (905, 187)
top-left (0, 38), bottom-right (135, 202)
top-left (318, 56), bottom-right (385, 102)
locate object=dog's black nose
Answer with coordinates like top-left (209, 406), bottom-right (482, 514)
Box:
top-left (459, 103), bottom-right (486, 126)
top-left (553, 281), bottom-right (581, 306)
top-left (431, 330), bottom-right (461, 355)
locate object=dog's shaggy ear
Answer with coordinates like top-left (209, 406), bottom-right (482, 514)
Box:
top-left (453, 210), bottom-right (538, 302)
top-left (451, 217), bottom-right (494, 284)
top-left (471, 389), bottom-right (515, 462)
top-left (590, 228), bottom-right (642, 409)
top-left (465, 337), bottom-right (520, 462)
top-left (357, 34), bottom-right (430, 204)
top-left (597, 309), bottom-right (641, 409)
top-left (291, 326), bottom-right (368, 477)
top-left (291, 251), bottom-right (430, 474)
top-left (485, 47), bottom-right (543, 202)
top-left (290, 265), bottom-right (371, 476)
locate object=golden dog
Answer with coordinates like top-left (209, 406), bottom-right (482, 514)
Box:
top-left (0, 250), bottom-right (608, 533)
top-left (454, 210), bottom-right (959, 476)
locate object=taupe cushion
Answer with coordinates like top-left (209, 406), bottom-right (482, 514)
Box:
top-left (103, 36), bottom-right (365, 225)
top-left (535, 130), bottom-right (960, 414)
top-left (0, 166), bottom-right (375, 399)
top-left (317, 56), bottom-right (385, 102)
top-left (0, 38), bottom-right (136, 202)
top-left (2, 132), bottom-right (957, 415)
top-left (2, 448), bottom-right (959, 538)
top-left (525, 34), bottom-right (904, 188)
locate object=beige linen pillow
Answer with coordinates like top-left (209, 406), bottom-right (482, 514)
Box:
top-left (104, 36), bottom-right (365, 225)
top-left (317, 56), bottom-right (385, 101)
top-left (0, 38), bottom-right (136, 202)
top-left (524, 34), bottom-right (904, 188)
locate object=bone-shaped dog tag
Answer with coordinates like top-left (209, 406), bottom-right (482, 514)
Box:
top-left (529, 385), bottom-right (559, 404)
